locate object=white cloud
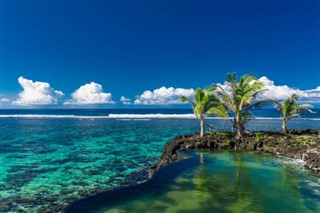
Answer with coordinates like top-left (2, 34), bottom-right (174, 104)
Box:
top-left (257, 76), bottom-right (297, 100)
top-left (54, 90), bottom-right (64, 96)
top-left (120, 96), bottom-right (131, 105)
top-left (134, 86), bottom-right (195, 105)
top-left (13, 76), bottom-right (64, 105)
top-left (257, 76), bottom-right (320, 103)
top-left (120, 96), bottom-right (130, 102)
top-left (298, 87), bottom-right (320, 103)
top-left (64, 82), bottom-right (113, 105)
top-left (0, 98), bottom-right (10, 102)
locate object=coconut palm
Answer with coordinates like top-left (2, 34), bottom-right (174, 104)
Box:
top-left (180, 87), bottom-right (228, 138)
top-left (272, 94), bottom-right (313, 133)
top-left (214, 73), bottom-right (265, 138)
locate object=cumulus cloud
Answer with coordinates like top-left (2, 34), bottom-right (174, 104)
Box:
top-left (13, 77), bottom-right (64, 105)
top-left (257, 77), bottom-right (297, 100)
top-left (120, 96), bottom-right (131, 105)
top-left (298, 87), bottom-right (320, 103)
top-left (257, 77), bottom-right (320, 103)
top-left (0, 98), bottom-right (10, 102)
top-left (64, 82), bottom-right (113, 105)
top-left (134, 86), bottom-right (195, 105)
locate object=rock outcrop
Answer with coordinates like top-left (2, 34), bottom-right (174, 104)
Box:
top-left (150, 129), bottom-right (320, 174)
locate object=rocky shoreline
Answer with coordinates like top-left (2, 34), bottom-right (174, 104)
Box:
top-left (62, 129), bottom-right (320, 212)
top-left (150, 129), bottom-right (320, 174)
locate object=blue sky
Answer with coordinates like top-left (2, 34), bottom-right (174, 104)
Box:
top-left (1, 0), bottom-right (320, 108)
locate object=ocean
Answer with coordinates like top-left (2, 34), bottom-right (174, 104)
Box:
top-left (0, 109), bottom-right (319, 212)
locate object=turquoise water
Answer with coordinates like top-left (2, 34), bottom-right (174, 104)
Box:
top-left (68, 152), bottom-right (320, 213)
top-left (0, 111), bottom-right (320, 212)
top-left (0, 118), bottom-right (197, 212)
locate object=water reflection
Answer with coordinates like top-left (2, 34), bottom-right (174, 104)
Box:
top-left (69, 152), bottom-right (319, 213)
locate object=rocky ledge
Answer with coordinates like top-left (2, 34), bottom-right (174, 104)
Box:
top-left (150, 129), bottom-right (320, 174)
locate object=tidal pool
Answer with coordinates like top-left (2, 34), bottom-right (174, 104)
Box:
top-left (66, 151), bottom-right (320, 213)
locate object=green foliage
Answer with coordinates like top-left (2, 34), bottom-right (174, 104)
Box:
top-left (291, 135), bottom-right (314, 140)
top-left (214, 73), bottom-right (266, 137)
top-left (254, 132), bottom-right (275, 141)
top-left (180, 87), bottom-right (228, 137)
top-left (223, 139), bottom-right (231, 147)
top-left (265, 135), bottom-right (275, 140)
top-left (215, 131), bottom-right (235, 137)
top-left (276, 137), bottom-right (286, 143)
top-left (290, 135), bottom-right (316, 147)
top-left (215, 132), bottom-right (227, 136)
top-left (271, 94), bottom-right (313, 133)
top-left (274, 94), bottom-right (313, 121)
top-left (181, 87), bottom-right (228, 119)
top-left (254, 132), bottom-right (264, 141)
top-left (263, 144), bottom-right (269, 151)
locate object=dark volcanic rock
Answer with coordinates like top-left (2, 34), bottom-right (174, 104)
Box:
top-left (150, 129), bottom-right (320, 174)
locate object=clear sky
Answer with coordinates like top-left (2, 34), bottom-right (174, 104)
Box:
top-left (1, 0), bottom-right (320, 108)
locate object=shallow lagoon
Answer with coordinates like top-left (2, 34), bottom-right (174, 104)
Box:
top-left (67, 151), bottom-right (320, 213)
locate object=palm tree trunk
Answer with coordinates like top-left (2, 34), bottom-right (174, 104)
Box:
top-left (235, 112), bottom-right (243, 138)
top-left (200, 117), bottom-right (205, 137)
top-left (236, 122), bottom-right (244, 138)
top-left (282, 119), bottom-right (287, 134)
top-left (237, 125), bottom-right (242, 137)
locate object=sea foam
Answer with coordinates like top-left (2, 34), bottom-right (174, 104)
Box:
top-left (0, 114), bottom-right (319, 120)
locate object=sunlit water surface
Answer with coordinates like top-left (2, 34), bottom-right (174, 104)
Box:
top-left (76, 152), bottom-right (320, 213)
top-left (0, 109), bottom-right (319, 212)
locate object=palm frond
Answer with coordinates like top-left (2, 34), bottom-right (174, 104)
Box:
top-left (180, 96), bottom-right (189, 102)
top-left (195, 88), bottom-right (204, 104)
top-left (249, 99), bottom-right (275, 110)
top-left (287, 113), bottom-right (300, 121)
top-left (291, 93), bottom-right (300, 100)
top-left (180, 96), bottom-right (196, 108)
top-left (240, 74), bottom-right (256, 88)
top-left (204, 85), bottom-right (217, 93)
top-left (272, 93), bottom-right (313, 122)
top-left (297, 103), bottom-right (313, 109)
top-left (215, 84), bottom-right (233, 108)
top-left (226, 72), bottom-right (237, 84)
top-left (206, 104), bottom-right (228, 118)
top-left (239, 110), bottom-right (254, 122)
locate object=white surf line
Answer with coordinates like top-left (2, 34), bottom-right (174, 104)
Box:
top-left (0, 114), bottom-right (319, 120)
top-left (0, 114), bottom-right (108, 119)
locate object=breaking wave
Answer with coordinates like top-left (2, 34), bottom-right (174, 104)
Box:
top-left (0, 114), bottom-right (319, 120)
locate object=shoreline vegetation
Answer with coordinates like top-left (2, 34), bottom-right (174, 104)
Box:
top-left (180, 73), bottom-right (314, 138)
top-left (164, 72), bottom-right (319, 173)
top-left (150, 129), bottom-right (320, 175)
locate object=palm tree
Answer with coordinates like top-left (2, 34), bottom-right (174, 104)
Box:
top-left (272, 94), bottom-right (313, 133)
top-left (180, 87), bottom-right (228, 138)
top-left (214, 73), bottom-right (265, 138)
